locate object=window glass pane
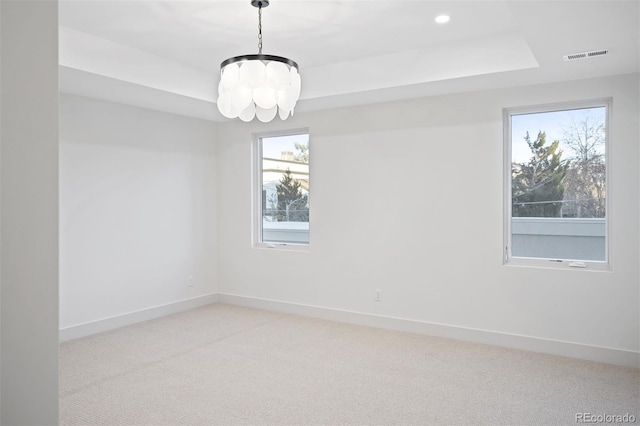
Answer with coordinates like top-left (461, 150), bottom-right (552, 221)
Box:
top-left (510, 106), bottom-right (606, 261)
top-left (260, 133), bottom-right (309, 244)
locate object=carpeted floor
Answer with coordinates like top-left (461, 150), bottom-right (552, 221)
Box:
top-left (60, 304), bottom-right (639, 425)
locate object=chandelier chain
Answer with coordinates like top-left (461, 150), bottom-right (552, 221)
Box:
top-left (257, 5), bottom-right (263, 54)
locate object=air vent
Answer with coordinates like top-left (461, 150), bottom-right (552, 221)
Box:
top-left (563, 49), bottom-right (609, 61)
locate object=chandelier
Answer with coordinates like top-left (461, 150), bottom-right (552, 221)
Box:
top-left (216, 0), bottom-right (301, 122)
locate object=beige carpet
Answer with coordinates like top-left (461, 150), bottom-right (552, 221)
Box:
top-left (60, 304), bottom-right (639, 426)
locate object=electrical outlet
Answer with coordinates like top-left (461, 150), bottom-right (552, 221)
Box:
top-left (375, 289), bottom-right (382, 302)
top-left (187, 275), bottom-right (194, 287)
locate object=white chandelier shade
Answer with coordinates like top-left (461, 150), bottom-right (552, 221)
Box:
top-left (217, 55), bottom-right (301, 122)
top-left (216, 1), bottom-right (301, 122)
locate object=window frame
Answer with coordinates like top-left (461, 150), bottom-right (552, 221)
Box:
top-left (252, 128), bottom-right (310, 250)
top-left (503, 98), bottom-right (612, 271)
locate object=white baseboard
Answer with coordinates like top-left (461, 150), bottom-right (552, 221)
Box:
top-left (59, 292), bottom-right (639, 368)
top-left (59, 293), bottom-right (219, 342)
top-left (218, 293), bottom-right (640, 369)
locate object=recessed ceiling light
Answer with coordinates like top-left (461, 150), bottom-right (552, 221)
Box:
top-left (435, 15), bottom-right (450, 24)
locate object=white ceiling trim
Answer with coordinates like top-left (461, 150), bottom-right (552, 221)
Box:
top-left (302, 31), bottom-right (539, 99)
top-left (59, 26), bottom-right (539, 122)
top-left (59, 66), bottom-right (218, 121)
top-left (60, 26), bottom-right (217, 103)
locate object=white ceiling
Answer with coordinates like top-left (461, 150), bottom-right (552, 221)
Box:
top-left (58, 0), bottom-right (640, 121)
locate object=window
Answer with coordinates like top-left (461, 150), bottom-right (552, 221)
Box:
top-left (253, 131), bottom-right (310, 247)
top-left (504, 99), bottom-right (610, 269)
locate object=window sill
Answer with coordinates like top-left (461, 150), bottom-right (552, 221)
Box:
top-left (505, 257), bottom-right (611, 272)
top-left (253, 242), bottom-right (309, 252)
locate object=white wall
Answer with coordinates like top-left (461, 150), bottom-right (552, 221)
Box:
top-left (1, 4), bottom-right (3, 422)
top-left (217, 74), bottom-right (639, 363)
top-left (59, 94), bottom-right (218, 331)
top-left (1, 1), bottom-right (59, 424)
